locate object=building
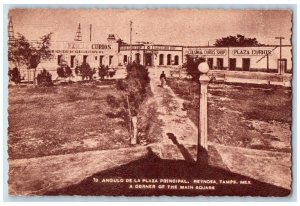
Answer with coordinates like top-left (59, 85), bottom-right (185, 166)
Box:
top-left (8, 21), bottom-right (292, 81)
top-left (183, 46), bottom-right (292, 73)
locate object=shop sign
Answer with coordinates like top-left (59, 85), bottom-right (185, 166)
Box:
top-left (232, 49), bottom-right (273, 56)
top-left (185, 48), bottom-right (227, 56)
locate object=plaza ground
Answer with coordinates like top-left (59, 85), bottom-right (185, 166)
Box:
top-left (7, 67), bottom-right (292, 195)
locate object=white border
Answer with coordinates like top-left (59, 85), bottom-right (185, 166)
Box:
top-left (1, 0), bottom-right (299, 205)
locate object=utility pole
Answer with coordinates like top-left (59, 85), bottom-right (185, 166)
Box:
top-left (8, 16), bottom-right (15, 43)
top-left (130, 20), bottom-right (133, 64)
top-left (89, 24), bottom-right (92, 42)
top-left (275, 37), bottom-right (285, 74)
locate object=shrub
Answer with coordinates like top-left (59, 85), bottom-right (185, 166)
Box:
top-left (37, 69), bottom-right (53, 86)
top-left (106, 62), bottom-right (150, 132)
top-left (98, 65), bottom-right (108, 80)
top-left (74, 62), bottom-right (96, 80)
top-left (57, 63), bottom-right (73, 79)
top-left (9, 67), bottom-right (21, 84)
top-left (184, 55), bottom-right (205, 81)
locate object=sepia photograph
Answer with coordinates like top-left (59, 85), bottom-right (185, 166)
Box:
top-left (6, 7), bottom-right (293, 197)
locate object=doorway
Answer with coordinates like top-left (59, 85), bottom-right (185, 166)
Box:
top-left (70, 55), bottom-right (76, 68)
top-left (242, 58), bottom-right (250, 71)
top-left (278, 59), bottom-right (287, 74)
top-left (135, 53), bottom-right (141, 64)
top-left (207, 58), bottom-right (213, 69)
top-left (229, 58), bottom-right (236, 70)
top-left (167, 54), bottom-right (172, 65)
top-left (145, 53), bottom-right (152, 66)
top-left (159, 54), bottom-right (164, 65)
top-left (217, 58), bottom-right (224, 70)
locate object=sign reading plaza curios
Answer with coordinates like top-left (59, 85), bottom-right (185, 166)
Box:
top-left (231, 48), bottom-right (273, 56)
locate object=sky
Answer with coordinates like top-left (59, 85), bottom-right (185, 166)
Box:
top-left (8, 9), bottom-right (292, 46)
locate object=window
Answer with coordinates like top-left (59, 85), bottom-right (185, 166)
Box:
top-left (174, 55), bottom-right (179, 65)
top-left (167, 54), bottom-right (172, 65)
top-left (159, 54), bottom-right (164, 65)
top-left (57, 55), bottom-right (63, 65)
top-left (123, 55), bottom-right (127, 64)
top-left (109, 55), bottom-right (113, 65)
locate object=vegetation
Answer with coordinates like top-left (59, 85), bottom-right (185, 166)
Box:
top-left (8, 67), bottom-right (21, 84)
top-left (8, 82), bottom-right (130, 159)
top-left (8, 32), bottom-right (53, 85)
top-left (75, 62), bottom-right (96, 80)
top-left (214, 34), bottom-right (264, 47)
top-left (183, 55), bottom-right (205, 81)
top-left (106, 62), bottom-right (150, 134)
top-left (57, 61), bottom-right (73, 80)
top-left (37, 69), bottom-right (53, 86)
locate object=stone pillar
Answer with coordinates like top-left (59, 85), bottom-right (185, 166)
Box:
top-left (131, 116), bottom-right (138, 145)
top-left (197, 62), bottom-right (210, 164)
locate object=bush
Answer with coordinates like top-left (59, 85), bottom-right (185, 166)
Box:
top-left (184, 55), bottom-right (205, 81)
top-left (9, 67), bottom-right (21, 84)
top-left (74, 62), bottom-right (96, 80)
top-left (37, 69), bottom-right (53, 86)
top-left (57, 63), bottom-right (72, 79)
top-left (106, 62), bottom-right (150, 131)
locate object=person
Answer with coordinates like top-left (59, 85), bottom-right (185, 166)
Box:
top-left (160, 71), bottom-right (167, 87)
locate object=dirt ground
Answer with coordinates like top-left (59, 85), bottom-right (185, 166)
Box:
top-left (8, 80), bottom-right (131, 159)
top-left (168, 78), bottom-right (292, 153)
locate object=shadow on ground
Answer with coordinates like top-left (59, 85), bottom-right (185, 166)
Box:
top-left (46, 146), bottom-right (290, 196)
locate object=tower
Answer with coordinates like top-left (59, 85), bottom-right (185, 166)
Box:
top-left (74, 23), bottom-right (82, 41)
top-left (8, 17), bottom-right (15, 43)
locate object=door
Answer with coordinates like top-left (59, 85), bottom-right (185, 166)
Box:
top-left (159, 54), bottom-right (164, 65)
top-left (278, 59), bottom-right (287, 73)
top-left (167, 54), bottom-right (172, 65)
top-left (135, 53), bottom-right (141, 64)
top-left (229, 58), bottom-right (236, 70)
top-left (217, 58), bottom-right (224, 70)
top-left (174, 55), bottom-right (179, 65)
top-left (83, 55), bottom-right (88, 64)
top-left (207, 58), bottom-right (213, 69)
top-left (99, 55), bottom-right (104, 66)
top-left (70, 55), bottom-right (75, 68)
top-left (145, 53), bottom-right (152, 66)
top-left (242, 58), bottom-right (250, 71)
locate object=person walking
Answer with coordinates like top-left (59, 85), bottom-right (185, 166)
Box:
top-left (160, 71), bottom-right (167, 88)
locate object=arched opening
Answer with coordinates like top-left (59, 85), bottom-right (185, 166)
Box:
top-left (159, 54), bottom-right (164, 65)
top-left (135, 53), bottom-right (140, 64)
top-left (167, 54), bottom-right (172, 65)
top-left (174, 55), bottom-right (179, 65)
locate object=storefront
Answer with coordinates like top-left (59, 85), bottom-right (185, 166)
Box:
top-left (119, 44), bottom-right (183, 67)
top-left (183, 46), bottom-right (292, 73)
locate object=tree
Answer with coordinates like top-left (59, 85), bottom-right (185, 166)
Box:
top-left (76, 62), bottom-right (95, 80)
top-left (184, 55), bottom-right (205, 81)
top-left (57, 61), bottom-right (73, 81)
top-left (8, 32), bottom-right (53, 85)
top-left (37, 69), bottom-right (53, 86)
top-left (8, 67), bottom-right (21, 84)
top-left (214, 34), bottom-right (265, 47)
top-left (106, 62), bottom-right (150, 141)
